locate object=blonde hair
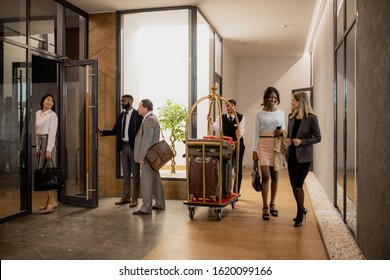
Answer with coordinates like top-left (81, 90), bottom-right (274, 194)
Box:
top-left (290, 91), bottom-right (315, 119)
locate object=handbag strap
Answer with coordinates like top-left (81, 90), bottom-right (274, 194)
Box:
top-left (42, 158), bottom-right (55, 170)
top-left (253, 159), bottom-right (259, 172)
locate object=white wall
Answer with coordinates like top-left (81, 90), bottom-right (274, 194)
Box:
top-left (312, 0), bottom-right (334, 199)
top-left (221, 44), bottom-right (238, 101)
top-left (233, 55), bottom-right (311, 167)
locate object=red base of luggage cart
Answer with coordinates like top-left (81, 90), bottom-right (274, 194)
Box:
top-left (183, 193), bottom-right (240, 221)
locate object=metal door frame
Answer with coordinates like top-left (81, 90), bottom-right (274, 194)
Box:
top-left (60, 59), bottom-right (98, 208)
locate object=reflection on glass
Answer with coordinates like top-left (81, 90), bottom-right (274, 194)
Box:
top-left (346, 0), bottom-right (357, 28)
top-left (0, 42), bottom-right (26, 218)
top-left (0, 0), bottom-right (27, 44)
top-left (346, 25), bottom-right (356, 233)
top-left (336, 0), bottom-right (345, 44)
top-left (336, 43), bottom-right (345, 213)
top-left (66, 8), bottom-right (86, 60)
top-left (30, 0), bottom-right (58, 53)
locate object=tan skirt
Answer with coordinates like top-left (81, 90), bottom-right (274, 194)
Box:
top-left (257, 132), bottom-right (274, 166)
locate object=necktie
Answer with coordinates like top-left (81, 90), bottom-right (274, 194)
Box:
top-left (229, 116), bottom-right (233, 123)
top-left (121, 112), bottom-right (128, 139)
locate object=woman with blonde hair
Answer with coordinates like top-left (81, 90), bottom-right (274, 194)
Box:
top-left (286, 91), bottom-right (321, 227)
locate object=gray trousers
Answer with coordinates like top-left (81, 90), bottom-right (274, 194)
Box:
top-left (121, 144), bottom-right (140, 199)
top-left (37, 135), bottom-right (56, 168)
top-left (138, 161), bottom-right (165, 213)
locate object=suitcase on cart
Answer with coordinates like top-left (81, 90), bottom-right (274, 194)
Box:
top-left (187, 138), bottom-right (234, 160)
top-left (189, 156), bottom-right (232, 200)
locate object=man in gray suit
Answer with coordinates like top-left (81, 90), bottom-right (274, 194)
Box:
top-left (133, 99), bottom-right (166, 215)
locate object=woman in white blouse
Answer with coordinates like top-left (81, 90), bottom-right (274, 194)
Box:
top-left (253, 87), bottom-right (285, 220)
top-left (35, 93), bottom-right (58, 214)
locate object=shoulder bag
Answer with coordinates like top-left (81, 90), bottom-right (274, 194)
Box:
top-left (34, 158), bottom-right (65, 191)
top-left (251, 159), bottom-right (262, 192)
top-left (143, 121), bottom-right (174, 171)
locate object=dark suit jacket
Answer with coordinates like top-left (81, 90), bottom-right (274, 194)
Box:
top-left (100, 109), bottom-right (143, 152)
top-left (287, 113), bottom-right (321, 163)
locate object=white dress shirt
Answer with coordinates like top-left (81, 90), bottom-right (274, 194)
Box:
top-left (35, 109), bottom-right (58, 152)
top-left (211, 113), bottom-right (246, 138)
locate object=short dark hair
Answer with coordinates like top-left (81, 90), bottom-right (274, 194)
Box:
top-left (40, 93), bottom-right (56, 112)
top-left (122, 94), bottom-right (134, 102)
top-left (227, 99), bottom-right (236, 106)
top-left (140, 99), bottom-right (153, 111)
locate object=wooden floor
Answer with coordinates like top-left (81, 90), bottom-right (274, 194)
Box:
top-left (0, 168), bottom-right (328, 260)
top-left (144, 168), bottom-right (328, 260)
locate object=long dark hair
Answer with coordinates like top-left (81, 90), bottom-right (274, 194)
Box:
top-left (40, 93), bottom-right (56, 112)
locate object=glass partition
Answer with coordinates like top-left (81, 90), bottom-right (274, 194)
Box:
top-left (334, 0), bottom-right (357, 236)
top-left (336, 0), bottom-right (345, 43)
top-left (345, 25), bottom-right (356, 232)
top-left (0, 0), bottom-right (27, 44)
top-left (30, 0), bottom-right (58, 53)
top-left (65, 8), bottom-right (86, 60)
top-left (336, 42), bottom-right (345, 214)
top-left (196, 12), bottom-right (212, 139)
top-left (0, 42), bottom-right (27, 218)
top-left (122, 9), bottom-right (189, 169)
top-left (0, 0), bottom-right (89, 221)
top-left (121, 7), bottom-right (223, 172)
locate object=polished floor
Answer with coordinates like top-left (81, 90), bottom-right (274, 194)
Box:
top-left (0, 169), bottom-right (328, 260)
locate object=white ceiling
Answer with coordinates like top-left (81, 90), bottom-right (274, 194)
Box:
top-left (67, 0), bottom-right (319, 58)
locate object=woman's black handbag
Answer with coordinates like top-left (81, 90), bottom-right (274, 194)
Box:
top-left (251, 159), bottom-right (262, 192)
top-left (34, 159), bottom-right (65, 191)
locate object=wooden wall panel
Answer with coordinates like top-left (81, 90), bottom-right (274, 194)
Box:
top-left (89, 13), bottom-right (121, 197)
top-left (88, 12), bottom-right (185, 199)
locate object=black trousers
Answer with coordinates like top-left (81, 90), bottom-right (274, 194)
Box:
top-left (233, 144), bottom-right (245, 193)
top-left (287, 151), bottom-right (311, 189)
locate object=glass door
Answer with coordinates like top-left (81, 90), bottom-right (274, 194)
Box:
top-left (60, 60), bottom-right (98, 207)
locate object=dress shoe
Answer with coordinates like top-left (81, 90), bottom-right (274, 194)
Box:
top-left (115, 198), bottom-right (131, 205)
top-left (152, 206), bottom-right (165, 210)
top-left (129, 199), bottom-right (138, 208)
top-left (133, 210), bottom-right (150, 215)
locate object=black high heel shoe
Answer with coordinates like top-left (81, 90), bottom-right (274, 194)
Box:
top-left (294, 214), bottom-right (304, 227)
top-left (270, 204), bottom-right (279, 217)
top-left (262, 207), bottom-right (270, 220)
top-left (293, 208), bottom-right (308, 221)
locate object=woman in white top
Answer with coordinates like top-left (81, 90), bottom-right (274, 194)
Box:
top-left (253, 87), bottom-right (285, 220)
top-left (35, 93), bottom-right (58, 214)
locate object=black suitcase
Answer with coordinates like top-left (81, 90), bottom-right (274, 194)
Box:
top-left (189, 157), bottom-right (231, 200)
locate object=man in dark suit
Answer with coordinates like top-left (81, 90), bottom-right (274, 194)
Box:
top-left (99, 94), bottom-right (143, 207)
top-left (208, 99), bottom-right (245, 193)
top-left (133, 99), bottom-right (165, 215)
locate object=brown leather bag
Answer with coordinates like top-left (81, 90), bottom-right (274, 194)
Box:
top-left (145, 139), bottom-right (174, 171)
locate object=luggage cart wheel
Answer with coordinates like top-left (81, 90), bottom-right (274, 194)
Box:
top-left (214, 208), bottom-right (222, 221)
top-left (189, 206), bottom-right (195, 219)
top-left (231, 201), bottom-right (236, 209)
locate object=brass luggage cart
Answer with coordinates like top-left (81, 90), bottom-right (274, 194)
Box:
top-left (183, 85), bottom-right (241, 221)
